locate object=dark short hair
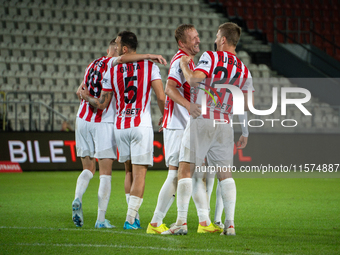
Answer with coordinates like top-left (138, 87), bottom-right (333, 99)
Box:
top-left (175, 24), bottom-right (195, 44)
top-left (117, 31), bottom-right (138, 51)
top-left (218, 22), bottom-right (241, 47)
top-left (109, 37), bottom-right (116, 45)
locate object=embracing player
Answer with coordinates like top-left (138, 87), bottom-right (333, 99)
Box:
top-left (80, 31), bottom-right (166, 230)
top-left (163, 22), bottom-right (254, 235)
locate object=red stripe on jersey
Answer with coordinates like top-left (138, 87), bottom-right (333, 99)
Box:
top-left (78, 101), bottom-right (86, 119)
top-left (168, 77), bottom-right (182, 87)
top-left (183, 82), bottom-right (191, 101)
top-left (224, 52), bottom-right (235, 117)
top-left (124, 62), bottom-right (135, 129)
top-left (115, 64), bottom-right (124, 129)
top-left (162, 97), bottom-right (173, 127)
top-left (85, 103), bottom-right (94, 122)
top-left (94, 109), bottom-right (104, 122)
top-left (113, 60), bottom-right (154, 129)
top-left (207, 51), bottom-right (215, 78)
top-left (131, 61), bottom-right (143, 128)
top-left (78, 56), bottom-right (111, 122)
top-left (163, 50), bottom-right (193, 128)
top-left (240, 65), bottom-right (249, 90)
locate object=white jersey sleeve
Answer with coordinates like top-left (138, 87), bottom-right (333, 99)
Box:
top-left (194, 51), bottom-right (213, 76)
top-left (102, 57), bottom-right (116, 91)
top-left (151, 63), bottom-right (162, 81)
top-left (168, 58), bottom-right (184, 86)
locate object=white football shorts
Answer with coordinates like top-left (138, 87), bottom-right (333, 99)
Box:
top-left (75, 117), bottom-right (117, 159)
top-left (179, 117), bottom-right (234, 167)
top-left (163, 128), bottom-right (184, 167)
top-left (114, 126), bottom-right (154, 166)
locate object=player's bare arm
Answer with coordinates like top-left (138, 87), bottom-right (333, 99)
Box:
top-left (76, 82), bottom-right (85, 100)
top-left (80, 85), bottom-right (113, 110)
top-left (151, 79), bottom-right (166, 129)
top-left (165, 79), bottom-right (191, 112)
top-left (113, 54), bottom-right (167, 66)
top-left (244, 92), bottom-right (254, 111)
top-left (179, 56), bottom-right (206, 87)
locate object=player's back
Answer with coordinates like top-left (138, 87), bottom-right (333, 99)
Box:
top-left (194, 50), bottom-right (253, 121)
top-left (77, 56), bottom-right (115, 123)
top-left (109, 59), bottom-right (161, 129)
top-left (162, 50), bottom-right (194, 129)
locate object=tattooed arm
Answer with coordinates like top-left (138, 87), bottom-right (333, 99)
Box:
top-left (79, 85), bottom-right (113, 110)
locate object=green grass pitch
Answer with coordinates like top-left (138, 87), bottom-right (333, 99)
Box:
top-left (0, 171), bottom-right (339, 254)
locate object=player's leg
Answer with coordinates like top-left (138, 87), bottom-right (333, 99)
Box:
top-left (161, 161), bottom-right (191, 235)
top-left (205, 161), bottom-right (215, 212)
top-left (125, 160), bottom-right (142, 227)
top-left (214, 179), bottom-right (225, 229)
top-left (125, 164), bottom-right (147, 228)
top-left (75, 157), bottom-right (96, 202)
top-left (192, 163), bottom-right (221, 233)
top-left (124, 160), bottom-right (132, 204)
top-left (213, 123), bottom-right (236, 235)
top-left (148, 129), bottom-right (181, 233)
top-left (147, 166), bottom-right (177, 233)
top-left (95, 158), bottom-right (114, 228)
top-left (123, 127), bottom-right (153, 230)
top-left (206, 158), bottom-right (224, 230)
top-left (217, 169), bottom-right (236, 235)
top-left (94, 122), bottom-right (117, 229)
top-left (73, 118), bottom-right (96, 227)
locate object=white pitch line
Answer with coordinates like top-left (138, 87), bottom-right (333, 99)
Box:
top-left (0, 226), bottom-right (175, 241)
top-left (0, 226), bottom-right (278, 255)
top-left (8, 242), bottom-right (273, 255)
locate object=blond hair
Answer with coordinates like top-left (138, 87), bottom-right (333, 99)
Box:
top-left (175, 24), bottom-right (195, 44)
top-left (218, 22), bottom-right (241, 47)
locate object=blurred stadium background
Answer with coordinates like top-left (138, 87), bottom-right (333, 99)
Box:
top-left (0, 0), bottom-right (339, 133)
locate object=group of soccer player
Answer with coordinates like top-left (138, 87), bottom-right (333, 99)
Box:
top-left (71, 21), bottom-right (254, 236)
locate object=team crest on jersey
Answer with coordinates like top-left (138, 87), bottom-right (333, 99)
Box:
top-left (196, 60), bottom-right (209, 67)
top-left (102, 78), bottom-right (109, 85)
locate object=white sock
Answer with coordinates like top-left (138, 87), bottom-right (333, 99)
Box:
top-left (192, 176), bottom-right (211, 225)
top-left (126, 195), bottom-right (142, 224)
top-left (151, 170), bottom-right (177, 226)
top-left (176, 178), bottom-right (192, 226)
top-left (136, 198), bottom-right (142, 221)
top-left (205, 175), bottom-right (215, 215)
top-left (214, 179), bottom-right (224, 223)
top-left (97, 175), bottom-right (111, 222)
top-left (220, 178), bottom-right (236, 228)
top-left (126, 193), bottom-right (141, 221)
top-left (75, 169), bottom-right (93, 203)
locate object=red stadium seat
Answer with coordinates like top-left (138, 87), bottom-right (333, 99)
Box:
top-left (274, 3), bottom-right (283, 16)
top-left (224, 1), bottom-right (236, 18)
top-left (266, 31), bottom-right (274, 43)
top-left (246, 14), bottom-right (255, 31)
top-left (235, 1), bottom-right (245, 19)
top-left (283, 3), bottom-right (292, 17)
top-left (245, 1), bottom-right (254, 15)
top-left (292, 3), bottom-right (301, 17)
top-left (255, 16), bottom-right (264, 32)
top-left (275, 17), bottom-right (285, 31)
top-left (302, 3), bottom-right (311, 17)
top-left (264, 2), bottom-right (275, 18)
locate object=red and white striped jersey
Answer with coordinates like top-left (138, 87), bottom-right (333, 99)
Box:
top-left (194, 51), bottom-right (254, 122)
top-left (162, 50), bottom-right (195, 130)
top-left (77, 56), bottom-right (116, 123)
top-left (102, 60), bottom-right (162, 129)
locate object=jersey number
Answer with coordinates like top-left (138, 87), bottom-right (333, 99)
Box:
top-left (87, 68), bottom-right (102, 97)
top-left (211, 66), bottom-right (240, 97)
top-left (124, 76), bottom-right (137, 104)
